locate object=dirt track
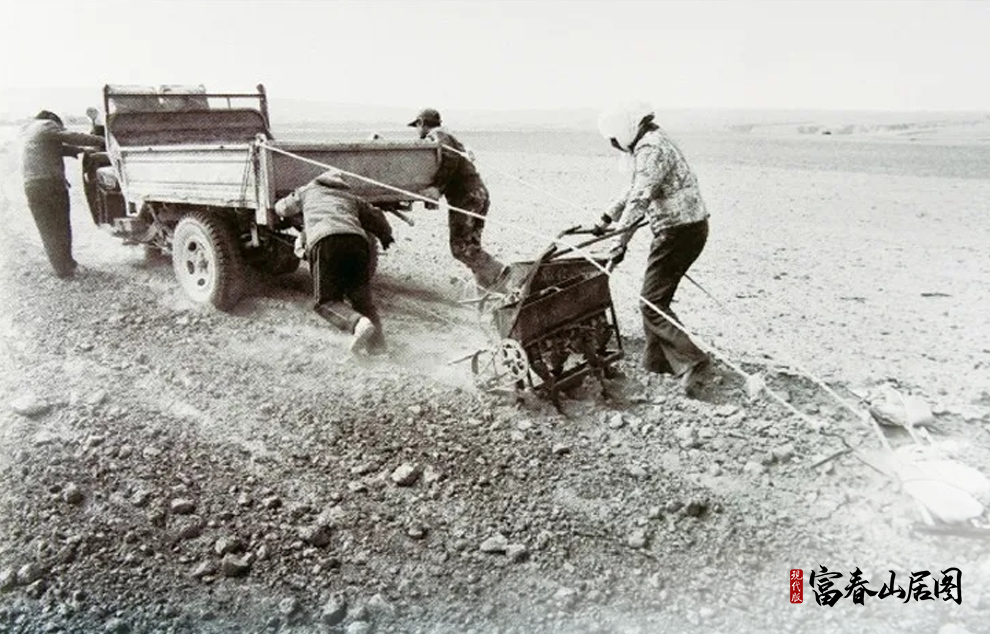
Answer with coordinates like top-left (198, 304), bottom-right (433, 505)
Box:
top-left (1, 131), bottom-right (989, 633)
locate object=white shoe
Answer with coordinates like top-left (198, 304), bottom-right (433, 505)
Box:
top-left (350, 317), bottom-right (377, 354)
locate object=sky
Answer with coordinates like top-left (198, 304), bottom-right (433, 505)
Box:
top-left (1, 0), bottom-right (988, 118)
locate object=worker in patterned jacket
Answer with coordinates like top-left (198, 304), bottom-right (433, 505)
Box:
top-left (274, 170), bottom-right (394, 354)
top-left (408, 108), bottom-right (507, 291)
top-left (594, 103), bottom-right (712, 396)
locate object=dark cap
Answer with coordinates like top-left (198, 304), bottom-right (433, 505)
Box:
top-left (407, 108), bottom-right (441, 128)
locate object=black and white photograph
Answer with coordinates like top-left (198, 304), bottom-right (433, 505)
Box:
top-left (1, 1), bottom-right (989, 632)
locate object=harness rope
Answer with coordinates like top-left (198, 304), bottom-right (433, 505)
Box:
top-left (259, 140), bottom-right (886, 448)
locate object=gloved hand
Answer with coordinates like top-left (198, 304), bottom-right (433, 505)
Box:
top-left (607, 243), bottom-right (626, 269)
top-left (380, 235), bottom-right (395, 251)
top-left (591, 213), bottom-right (613, 237)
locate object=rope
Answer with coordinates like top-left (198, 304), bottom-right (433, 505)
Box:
top-left (258, 141), bottom-right (872, 443)
top-left (450, 143), bottom-right (890, 448)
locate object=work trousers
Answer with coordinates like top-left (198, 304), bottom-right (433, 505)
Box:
top-left (25, 179), bottom-right (76, 277)
top-left (640, 219), bottom-right (710, 376)
top-left (446, 182), bottom-right (505, 288)
top-left (311, 234), bottom-right (384, 349)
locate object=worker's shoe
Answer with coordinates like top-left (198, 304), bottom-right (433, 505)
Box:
top-left (680, 357), bottom-right (711, 398)
top-left (350, 317), bottom-right (377, 354)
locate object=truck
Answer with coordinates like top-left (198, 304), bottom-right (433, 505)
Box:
top-left (83, 84), bottom-right (440, 310)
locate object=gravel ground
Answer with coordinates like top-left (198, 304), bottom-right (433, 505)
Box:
top-left (0, 132), bottom-right (988, 633)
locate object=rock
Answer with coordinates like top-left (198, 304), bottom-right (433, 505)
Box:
top-left (552, 443), bottom-right (571, 456)
top-left (506, 544), bottom-right (529, 562)
top-left (699, 606), bottom-right (715, 619)
top-left (214, 536), bottom-right (244, 556)
top-left (675, 425), bottom-right (699, 449)
top-left (85, 390), bottom-right (108, 407)
top-left (118, 445), bottom-right (133, 459)
top-left (170, 499), bottom-right (196, 515)
top-left (0, 567), bottom-right (15, 591)
top-left (104, 617), bottom-right (131, 634)
top-left (773, 443), bottom-right (797, 463)
top-left (62, 483), bottom-right (84, 505)
top-left (262, 496), bottom-right (282, 510)
top-left (407, 524), bottom-right (428, 540)
top-left (278, 597), bottom-right (300, 617)
top-left (190, 561), bottom-right (216, 579)
top-left (391, 463), bottom-right (421, 486)
top-left (320, 594), bottom-right (348, 626)
top-left (131, 490), bottom-right (151, 507)
top-left (422, 465), bottom-right (443, 486)
top-left (664, 500), bottom-right (683, 513)
top-left (715, 404), bottom-right (740, 418)
top-left (16, 563), bottom-right (45, 585)
top-left (626, 464), bottom-right (648, 479)
top-left (220, 554), bottom-right (252, 578)
top-left (744, 461), bottom-right (766, 476)
top-left (408, 405), bottom-right (424, 416)
top-left (479, 533), bottom-right (509, 554)
top-left (608, 413), bottom-right (626, 429)
top-left (25, 579), bottom-right (46, 599)
top-left (10, 394), bottom-right (49, 417)
top-left (684, 500), bottom-right (707, 517)
top-left (366, 593), bottom-right (396, 621)
top-left (627, 529), bottom-right (648, 549)
top-left (300, 524), bottom-right (331, 548)
top-left (174, 517), bottom-right (205, 541)
top-left (346, 622), bottom-right (371, 634)
top-left (236, 493), bottom-right (252, 507)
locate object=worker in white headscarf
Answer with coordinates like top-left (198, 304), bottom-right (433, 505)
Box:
top-left (594, 102), bottom-right (711, 395)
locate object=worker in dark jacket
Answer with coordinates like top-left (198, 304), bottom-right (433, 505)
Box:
top-left (274, 170), bottom-right (394, 354)
top-left (20, 110), bottom-right (105, 277)
top-left (408, 108), bottom-right (507, 290)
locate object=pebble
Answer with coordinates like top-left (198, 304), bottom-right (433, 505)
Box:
top-left (773, 443), bottom-right (797, 463)
top-left (62, 483), bottom-right (84, 505)
top-left (627, 529), bottom-right (648, 549)
top-left (366, 593), bottom-right (396, 621)
top-left (699, 607), bottom-right (715, 619)
top-left (220, 554), bottom-right (252, 578)
top-left (608, 413), bottom-right (626, 429)
top-left (684, 500), bottom-right (707, 517)
top-left (170, 499), bottom-right (196, 515)
top-left (552, 443), bottom-right (571, 456)
top-left (131, 490), bottom-right (151, 507)
top-left (743, 461), bottom-right (766, 476)
top-left (391, 463), bottom-right (421, 486)
top-left (422, 465), bottom-right (443, 486)
top-left (345, 622), bottom-right (371, 634)
top-left (506, 544), bottom-right (529, 562)
top-left (479, 533), bottom-right (509, 554)
top-left (85, 390), bottom-right (108, 407)
top-left (190, 561), bottom-right (216, 579)
top-left (278, 597), bottom-right (300, 617)
top-left (17, 563), bottom-right (45, 585)
top-left (299, 525), bottom-right (331, 548)
top-left (118, 445), bottom-right (133, 459)
top-left (715, 404), bottom-right (740, 417)
top-left (103, 616), bottom-right (130, 634)
top-left (0, 567), bottom-right (15, 591)
top-left (237, 493), bottom-right (252, 507)
top-left (10, 394), bottom-right (50, 417)
top-left (174, 517), bottom-right (205, 541)
top-left (321, 594), bottom-right (348, 626)
top-left (407, 524), bottom-right (428, 540)
top-left (675, 425), bottom-right (699, 449)
top-left (263, 496), bottom-right (283, 510)
top-left (214, 536), bottom-right (244, 556)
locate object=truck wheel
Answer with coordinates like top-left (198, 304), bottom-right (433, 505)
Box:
top-left (172, 211), bottom-right (244, 310)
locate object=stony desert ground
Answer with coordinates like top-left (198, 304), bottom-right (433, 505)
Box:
top-left (0, 118), bottom-right (989, 634)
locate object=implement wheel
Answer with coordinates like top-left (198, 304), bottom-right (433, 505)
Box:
top-left (172, 211), bottom-right (245, 310)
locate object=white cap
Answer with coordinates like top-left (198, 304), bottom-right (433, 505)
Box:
top-left (597, 102), bottom-right (655, 152)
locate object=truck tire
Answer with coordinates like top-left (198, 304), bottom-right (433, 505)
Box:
top-left (172, 211), bottom-right (245, 310)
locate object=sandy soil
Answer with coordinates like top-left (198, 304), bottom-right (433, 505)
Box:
top-left (0, 128), bottom-right (988, 634)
